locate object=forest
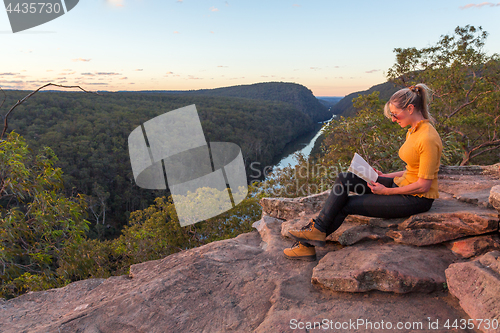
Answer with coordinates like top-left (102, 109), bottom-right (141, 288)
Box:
top-left (0, 89), bottom-right (320, 236)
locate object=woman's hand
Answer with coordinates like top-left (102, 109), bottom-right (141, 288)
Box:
top-left (367, 181), bottom-right (389, 195)
top-left (373, 168), bottom-right (385, 178)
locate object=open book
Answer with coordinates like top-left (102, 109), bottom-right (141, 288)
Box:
top-left (347, 153), bottom-right (378, 183)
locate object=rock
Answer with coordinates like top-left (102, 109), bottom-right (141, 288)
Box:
top-left (387, 211), bottom-right (499, 246)
top-left (446, 251), bottom-right (500, 333)
top-left (490, 185), bottom-right (500, 212)
top-left (438, 171), bottom-right (500, 208)
top-left (312, 242), bottom-right (459, 293)
top-left (439, 163), bottom-right (500, 176)
top-left (252, 215), bottom-right (289, 251)
top-left (259, 190), bottom-right (330, 220)
top-left (0, 231), bottom-right (468, 333)
top-left (337, 225), bottom-right (392, 246)
top-left (445, 235), bottom-right (500, 258)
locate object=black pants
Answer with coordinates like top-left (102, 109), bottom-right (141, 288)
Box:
top-left (315, 172), bottom-right (434, 236)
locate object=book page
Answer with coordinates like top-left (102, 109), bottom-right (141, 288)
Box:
top-left (347, 153), bottom-right (378, 183)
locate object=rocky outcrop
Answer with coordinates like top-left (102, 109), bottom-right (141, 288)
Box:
top-left (446, 251), bottom-right (500, 333)
top-left (445, 235), bottom-right (500, 258)
top-left (386, 210), bottom-right (498, 246)
top-left (490, 185), bottom-right (500, 212)
top-left (312, 242), bottom-right (458, 293)
top-left (1, 164), bottom-right (499, 333)
top-left (260, 190), bottom-right (330, 220)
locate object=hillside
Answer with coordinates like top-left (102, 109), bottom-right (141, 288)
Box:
top-left (316, 96), bottom-right (343, 109)
top-left (141, 82), bottom-right (332, 123)
top-left (331, 81), bottom-right (400, 117)
top-left (2, 91), bottom-right (314, 231)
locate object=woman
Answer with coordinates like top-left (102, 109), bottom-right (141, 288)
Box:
top-left (284, 84), bottom-right (443, 260)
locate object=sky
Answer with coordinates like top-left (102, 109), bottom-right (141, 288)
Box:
top-left (1, 0), bottom-right (500, 97)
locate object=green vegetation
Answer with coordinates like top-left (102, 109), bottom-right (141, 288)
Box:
top-left (1, 90), bottom-right (314, 235)
top-left (0, 131), bottom-right (262, 299)
top-left (154, 82), bottom-right (332, 122)
top-left (0, 133), bottom-right (89, 298)
top-left (387, 25), bottom-right (500, 165)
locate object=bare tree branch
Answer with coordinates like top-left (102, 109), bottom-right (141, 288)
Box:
top-left (1, 83), bottom-right (101, 140)
top-left (448, 90), bottom-right (494, 119)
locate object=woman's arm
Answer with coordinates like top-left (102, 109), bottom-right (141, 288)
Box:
top-left (375, 169), bottom-right (405, 179)
top-left (368, 177), bottom-right (432, 195)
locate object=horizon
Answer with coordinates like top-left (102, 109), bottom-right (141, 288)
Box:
top-left (1, 81), bottom-right (347, 98)
top-left (1, 1), bottom-right (500, 96)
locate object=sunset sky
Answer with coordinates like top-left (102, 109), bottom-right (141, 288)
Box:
top-left (1, 0), bottom-right (500, 96)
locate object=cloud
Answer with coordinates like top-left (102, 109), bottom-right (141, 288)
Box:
top-left (217, 65), bottom-right (228, 68)
top-left (120, 77), bottom-right (128, 80)
top-left (72, 58), bottom-right (91, 62)
top-left (81, 73), bottom-right (95, 76)
top-left (365, 69), bottom-right (381, 74)
top-left (166, 71), bottom-right (174, 74)
top-left (107, 0), bottom-right (123, 7)
top-left (225, 1), bottom-right (229, 6)
top-left (173, 31), bottom-right (180, 34)
top-left (0, 72), bottom-right (19, 75)
top-left (460, 2), bottom-right (500, 9)
top-left (209, 6), bottom-right (219, 11)
top-left (210, 31), bottom-right (214, 33)
top-left (293, 4), bottom-right (301, 7)
top-left (177, 0), bottom-right (183, 2)
top-left (95, 72), bottom-right (122, 76)
top-left (135, 69), bottom-right (143, 71)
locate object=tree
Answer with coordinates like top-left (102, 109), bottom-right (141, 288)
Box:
top-left (0, 132), bottom-right (89, 298)
top-left (387, 25), bottom-right (500, 165)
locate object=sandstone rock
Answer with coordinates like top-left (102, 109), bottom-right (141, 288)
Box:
top-left (438, 171), bottom-right (500, 208)
top-left (439, 163), bottom-right (500, 176)
top-left (259, 190), bottom-right (330, 220)
top-left (387, 211), bottom-right (499, 246)
top-left (0, 230), bottom-right (468, 333)
top-left (445, 235), bottom-right (500, 258)
top-left (490, 185), bottom-right (500, 212)
top-left (337, 225), bottom-right (392, 246)
top-left (312, 242), bottom-right (459, 293)
top-left (252, 215), bottom-right (289, 251)
top-left (446, 251), bottom-right (500, 333)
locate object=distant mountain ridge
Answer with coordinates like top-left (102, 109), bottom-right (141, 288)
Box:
top-left (316, 97), bottom-right (343, 109)
top-left (332, 81), bottom-right (400, 117)
top-left (138, 82), bottom-right (332, 123)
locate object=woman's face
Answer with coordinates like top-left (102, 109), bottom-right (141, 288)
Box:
top-left (389, 103), bottom-right (411, 128)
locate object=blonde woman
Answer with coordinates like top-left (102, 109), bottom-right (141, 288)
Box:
top-left (284, 84), bottom-right (443, 260)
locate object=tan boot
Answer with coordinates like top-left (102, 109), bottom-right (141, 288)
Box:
top-left (283, 242), bottom-right (316, 261)
top-left (288, 219), bottom-right (326, 247)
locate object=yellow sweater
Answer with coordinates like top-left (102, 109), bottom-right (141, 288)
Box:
top-left (394, 120), bottom-right (443, 199)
